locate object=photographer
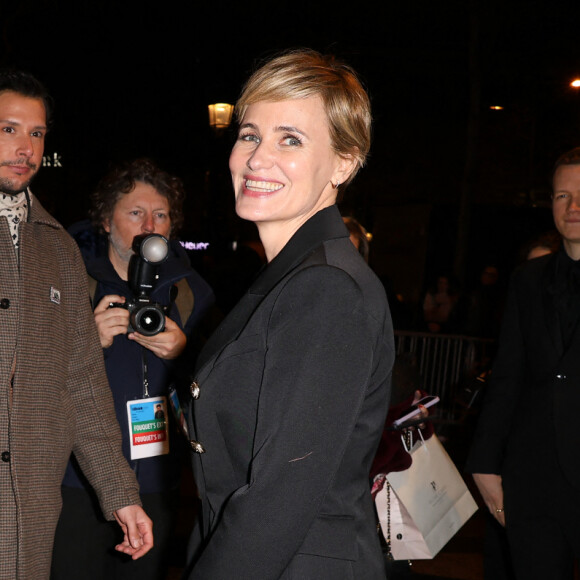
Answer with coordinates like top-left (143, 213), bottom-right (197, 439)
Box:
top-left (52, 159), bottom-right (214, 580)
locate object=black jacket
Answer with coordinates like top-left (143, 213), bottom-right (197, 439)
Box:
top-left (185, 205), bottom-right (394, 579)
top-left (466, 250), bottom-right (580, 491)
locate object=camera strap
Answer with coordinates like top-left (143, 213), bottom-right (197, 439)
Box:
top-left (141, 349), bottom-right (150, 398)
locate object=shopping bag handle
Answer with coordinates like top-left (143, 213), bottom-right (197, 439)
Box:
top-left (400, 427), bottom-right (425, 454)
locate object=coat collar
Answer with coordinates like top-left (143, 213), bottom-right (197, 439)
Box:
top-left (249, 205), bottom-right (349, 296)
top-left (26, 190), bottom-right (64, 229)
top-left (195, 205), bottom-right (349, 372)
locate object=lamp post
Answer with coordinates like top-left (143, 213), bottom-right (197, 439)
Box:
top-left (208, 103), bottom-right (234, 135)
top-left (204, 103), bottom-right (235, 235)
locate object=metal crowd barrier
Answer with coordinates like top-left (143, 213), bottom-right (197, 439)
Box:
top-left (393, 331), bottom-right (495, 418)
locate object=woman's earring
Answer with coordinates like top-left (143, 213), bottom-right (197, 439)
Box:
top-left (332, 180), bottom-right (341, 189)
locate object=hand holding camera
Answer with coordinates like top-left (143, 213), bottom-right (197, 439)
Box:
top-left (128, 315), bottom-right (187, 360)
top-left (94, 294), bottom-right (130, 349)
top-left (95, 234), bottom-right (186, 357)
top-left (109, 234), bottom-right (169, 336)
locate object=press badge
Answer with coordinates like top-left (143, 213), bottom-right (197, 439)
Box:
top-left (126, 396), bottom-right (170, 460)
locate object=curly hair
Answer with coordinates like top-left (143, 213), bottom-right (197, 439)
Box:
top-left (90, 158), bottom-right (185, 235)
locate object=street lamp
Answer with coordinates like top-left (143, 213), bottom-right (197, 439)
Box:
top-left (208, 103), bottom-right (234, 134)
top-left (204, 103), bottom-right (235, 225)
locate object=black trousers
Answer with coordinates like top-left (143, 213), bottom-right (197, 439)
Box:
top-left (503, 458), bottom-right (580, 580)
top-left (51, 486), bottom-right (178, 580)
top-left (483, 513), bottom-right (515, 580)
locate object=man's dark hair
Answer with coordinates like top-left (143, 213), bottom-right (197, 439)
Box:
top-left (0, 68), bottom-right (53, 125)
top-left (90, 158), bottom-right (185, 235)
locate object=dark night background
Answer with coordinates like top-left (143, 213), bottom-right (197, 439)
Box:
top-left (2, 0), bottom-right (580, 319)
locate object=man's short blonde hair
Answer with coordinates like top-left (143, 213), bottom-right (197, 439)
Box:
top-left (235, 49), bottom-right (372, 186)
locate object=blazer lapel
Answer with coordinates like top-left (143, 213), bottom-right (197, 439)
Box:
top-left (194, 205), bottom-right (350, 376)
top-left (194, 290), bottom-right (265, 372)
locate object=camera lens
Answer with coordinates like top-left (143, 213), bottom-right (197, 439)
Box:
top-left (132, 306), bottom-right (165, 336)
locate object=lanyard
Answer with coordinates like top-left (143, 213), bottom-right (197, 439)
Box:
top-left (141, 348), bottom-right (150, 398)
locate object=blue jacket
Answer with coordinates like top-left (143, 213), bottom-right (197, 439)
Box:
top-left (62, 241), bottom-right (215, 494)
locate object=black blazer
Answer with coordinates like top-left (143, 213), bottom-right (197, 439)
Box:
top-left (466, 251), bottom-right (580, 490)
top-left (184, 206), bottom-right (394, 579)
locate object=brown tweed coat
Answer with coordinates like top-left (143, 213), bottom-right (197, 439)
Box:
top-left (0, 194), bottom-right (141, 579)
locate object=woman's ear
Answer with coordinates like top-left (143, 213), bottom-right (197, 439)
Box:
top-left (333, 152), bottom-right (359, 187)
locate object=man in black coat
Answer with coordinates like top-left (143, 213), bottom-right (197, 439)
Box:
top-left (466, 147), bottom-right (580, 579)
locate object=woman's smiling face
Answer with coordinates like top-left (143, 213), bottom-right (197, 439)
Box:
top-left (229, 96), bottom-right (350, 234)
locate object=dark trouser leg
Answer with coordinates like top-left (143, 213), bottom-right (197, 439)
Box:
top-left (51, 486), bottom-right (117, 580)
top-left (483, 512), bottom-right (516, 580)
top-left (52, 487), bottom-right (178, 580)
top-left (504, 469), bottom-right (576, 580)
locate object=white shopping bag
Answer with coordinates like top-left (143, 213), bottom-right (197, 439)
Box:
top-left (375, 434), bottom-right (477, 560)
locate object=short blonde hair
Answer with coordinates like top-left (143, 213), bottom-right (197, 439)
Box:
top-left (235, 49), bottom-right (372, 186)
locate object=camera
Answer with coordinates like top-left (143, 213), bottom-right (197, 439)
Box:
top-left (110, 233), bottom-right (169, 336)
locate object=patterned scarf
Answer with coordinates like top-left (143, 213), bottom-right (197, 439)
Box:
top-left (0, 190), bottom-right (29, 249)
